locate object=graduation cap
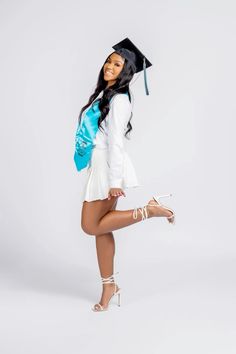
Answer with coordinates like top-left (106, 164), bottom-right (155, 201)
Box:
top-left (112, 37), bottom-right (152, 95)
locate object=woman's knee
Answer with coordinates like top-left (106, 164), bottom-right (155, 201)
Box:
top-left (81, 197), bottom-right (118, 235)
top-left (81, 219), bottom-right (96, 235)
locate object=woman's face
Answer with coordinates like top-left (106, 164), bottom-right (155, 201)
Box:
top-left (103, 52), bottom-right (125, 87)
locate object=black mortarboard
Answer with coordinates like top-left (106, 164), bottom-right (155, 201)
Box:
top-left (112, 37), bottom-right (152, 95)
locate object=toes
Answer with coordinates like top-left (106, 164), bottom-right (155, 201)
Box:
top-left (93, 303), bottom-right (103, 311)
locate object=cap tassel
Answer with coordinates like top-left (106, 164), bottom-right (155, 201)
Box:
top-left (143, 57), bottom-right (149, 95)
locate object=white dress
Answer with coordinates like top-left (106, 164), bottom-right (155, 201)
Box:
top-left (81, 91), bottom-right (140, 202)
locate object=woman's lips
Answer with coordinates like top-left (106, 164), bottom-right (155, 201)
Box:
top-left (105, 70), bottom-right (113, 76)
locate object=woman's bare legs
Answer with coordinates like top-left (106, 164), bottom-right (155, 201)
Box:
top-left (81, 195), bottom-right (173, 310)
top-left (81, 196), bottom-right (173, 236)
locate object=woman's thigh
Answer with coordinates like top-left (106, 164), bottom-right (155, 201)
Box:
top-left (81, 196), bottom-right (119, 235)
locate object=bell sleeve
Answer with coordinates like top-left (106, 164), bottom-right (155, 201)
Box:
top-left (107, 94), bottom-right (131, 189)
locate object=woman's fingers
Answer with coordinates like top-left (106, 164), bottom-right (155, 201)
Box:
top-left (108, 188), bottom-right (126, 199)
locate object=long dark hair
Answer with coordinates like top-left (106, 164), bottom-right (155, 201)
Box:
top-left (77, 50), bottom-right (136, 139)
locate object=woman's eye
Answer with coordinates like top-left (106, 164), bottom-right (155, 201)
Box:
top-left (106, 60), bottom-right (120, 67)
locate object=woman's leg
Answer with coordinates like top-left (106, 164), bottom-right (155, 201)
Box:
top-left (81, 196), bottom-right (172, 310)
top-left (94, 197), bottom-right (118, 278)
top-left (81, 196), bottom-right (172, 236)
top-left (93, 198), bottom-right (119, 309)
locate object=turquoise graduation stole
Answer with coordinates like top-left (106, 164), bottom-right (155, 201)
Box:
top-left (73, 92), bottom-right (129, 172)
top-left (74, 99), bottom-right (101, 172)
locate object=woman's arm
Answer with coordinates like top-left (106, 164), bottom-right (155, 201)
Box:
top-left (107, 94), bottom-right (131, 189)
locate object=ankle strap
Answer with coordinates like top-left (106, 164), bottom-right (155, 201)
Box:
top-left (101, 271), bottom-right (119, 284)
top-left (133, 206), bottom-right (148, 220)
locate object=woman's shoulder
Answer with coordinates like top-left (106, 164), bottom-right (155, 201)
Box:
top-left (110, 91), bottom-right (133, 108)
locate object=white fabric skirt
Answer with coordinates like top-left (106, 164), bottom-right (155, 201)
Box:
top-left (81, 146), bottom-right (140, 202)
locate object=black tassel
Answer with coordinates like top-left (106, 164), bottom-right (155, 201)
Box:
top-left (143, 57), bottom-right (149, 95)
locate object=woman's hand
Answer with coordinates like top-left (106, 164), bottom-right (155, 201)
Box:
top-left (108, 188), bottom-right (126, 200)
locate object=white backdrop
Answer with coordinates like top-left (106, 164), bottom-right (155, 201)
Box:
top-left (0, 0), bottom-right (235, 353)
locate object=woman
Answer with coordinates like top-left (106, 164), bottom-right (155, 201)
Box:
top-left (76, 38), bottom-right (175, 312)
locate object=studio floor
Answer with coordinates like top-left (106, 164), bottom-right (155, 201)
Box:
top-left (1, 251), bottom-right (235, 354)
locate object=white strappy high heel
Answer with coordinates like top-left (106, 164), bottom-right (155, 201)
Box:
top-left (92, 272), bottom-right (121, 312)
top-left (133, 193), bottom-right (175, 224)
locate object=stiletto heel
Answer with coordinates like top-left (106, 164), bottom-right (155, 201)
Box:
top-left (149, 194), bottom-right (175, 224)
top-left (92, 272), bottom-right (121, 312)
top-left (117, 292), bottom-right (121, 307)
